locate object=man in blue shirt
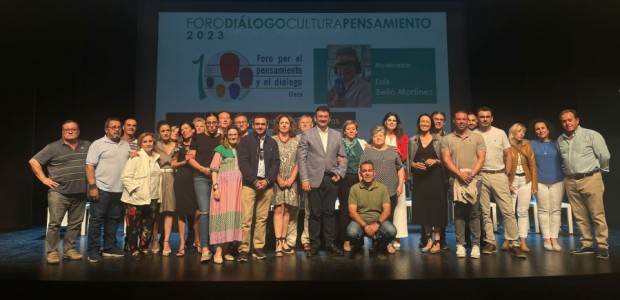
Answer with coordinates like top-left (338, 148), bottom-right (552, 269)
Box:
top-left (557, 109), bottom-right (611, 259)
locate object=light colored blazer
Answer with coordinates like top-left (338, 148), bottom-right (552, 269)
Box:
top-left (298, 126), bottom-right (348, 188)
top-left (121, 148), bottom-right (161, 205)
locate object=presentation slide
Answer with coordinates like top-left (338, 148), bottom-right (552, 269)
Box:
top-left (155, 11), bottom-right (450, 138)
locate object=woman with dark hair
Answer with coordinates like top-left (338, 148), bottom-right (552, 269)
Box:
top-left (529, 118), bottom-right (564, 251)
top-left (151, 121), bottom-right (178, 255)
top-left (271, 114), bottom-right (299, 256)
top-left (382, 112), bottom-right (409, 251)
top-left (408, 113), bottom-right (446, 254)
top-left (171, 121), bottom-right (199, 256)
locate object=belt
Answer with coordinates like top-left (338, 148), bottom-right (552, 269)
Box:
top-left (160, 169), bottom-right (175, 173)
top-left (566, 169), bottom-right (600, 179)
top-left (515, 172), bottom-right (525, 176)
top-left (482, 169), bottom-right (505, 174)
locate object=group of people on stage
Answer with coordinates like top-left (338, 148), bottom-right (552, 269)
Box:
top-left (30, 105), bottom-right (611, 265)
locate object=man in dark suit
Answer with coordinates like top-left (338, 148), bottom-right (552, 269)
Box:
top-left (237, 114), bottom-right (280, 261)
top-left (298, 106), bottom-right (347, 256)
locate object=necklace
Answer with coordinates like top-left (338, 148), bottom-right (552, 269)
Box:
top-left (278, 135), bottom-right (290, 143)
top-left (540, 141), bottom-right (549, 155)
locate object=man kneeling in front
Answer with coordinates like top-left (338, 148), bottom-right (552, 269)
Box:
top-left (347, 160), bottom-right (397, 256)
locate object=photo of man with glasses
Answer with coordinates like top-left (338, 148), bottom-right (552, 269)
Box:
top-left (327, 46), bottom-right (372, 108)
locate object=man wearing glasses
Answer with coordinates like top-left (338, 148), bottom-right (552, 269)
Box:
top-left (233, 113), bottom-right (250, 137)
top-left (30, 120), bottom-right (91, 264)
top-left (327, 46), bottom-right (371, 108)
top-left (237, 114), bottom-right (280, 261)
top-left (85, 118), bottom-right (131, 262)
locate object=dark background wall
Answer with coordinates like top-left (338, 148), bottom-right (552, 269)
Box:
top-left (2, 0), bottom-right (618, 229)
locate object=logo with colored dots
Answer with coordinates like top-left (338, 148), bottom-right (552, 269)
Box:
top-left (194, 51), bottom-right (253, 101)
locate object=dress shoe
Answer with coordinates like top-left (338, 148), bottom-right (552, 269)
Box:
top-left (327, 244), bottom-right (344, 256)
top-left (252, 248), bottom-right (266, 260)
top-left (306, 247), bottom-right (319, 257)
top-left (510, 245), bottom-right (527, 259)
top-left (482, 243), bottom-right (497, 255)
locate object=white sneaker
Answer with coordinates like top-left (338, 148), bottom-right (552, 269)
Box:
top-left (471, 245), bottom-right (480, 259)
top-left (456, 244), bottom-right (466, 258)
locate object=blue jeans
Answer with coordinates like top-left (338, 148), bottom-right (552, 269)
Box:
top-left (47, 190), bottom-right (86, 254)
top-left (87, 190), bottom-right (123, 252)
top-left (347, 220), bottom-right (396, 251)
top-left (194, 175), bottom-right (211, 249)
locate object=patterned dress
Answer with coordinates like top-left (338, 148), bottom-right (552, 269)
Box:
top-left (208, 145), bottom-right (242, 244)
top-left (272, 136), bottom-right (299, 207)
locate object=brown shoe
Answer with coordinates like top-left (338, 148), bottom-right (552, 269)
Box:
top-left (303, 243), bottom-right (311, 252)
top-left (252, 248), bottom-right (266, 260)
top-left (482, 243), bottom-right (497, 255)
top-left (510, 245), bottom-right (527, 259)
top-left (63, 249), bottom-right (83, 260)
top-left (237, 251), bottom-right (248, 262)
top-left (47, 251), bottom-right (60, 264)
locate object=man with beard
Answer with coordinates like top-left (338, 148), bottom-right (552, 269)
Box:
top-left (85, 118), bottom-right (131, 262)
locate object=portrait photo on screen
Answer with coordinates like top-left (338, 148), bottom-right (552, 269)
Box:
top-left (327, 45), bottom-right (372, 108)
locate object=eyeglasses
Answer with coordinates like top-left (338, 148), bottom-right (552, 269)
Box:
top-left (235, 121), bottom-right (247, 125)
top-left (63, 128), bottom-right (79, 132)
top-left (254, 123), bottom-right (267, 126)
top-left (335, 61), bottom-right (355, 69)
top-left (206, 122), bottom-right (218, 126)
top-left (107, 126), bottom-right (121, 130)
top-left (228, 134), bottom-right (239, 137)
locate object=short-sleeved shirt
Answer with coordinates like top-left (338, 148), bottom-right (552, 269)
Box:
top-left (189, 133), bottom-right (220, 178)
top-left (359, 146), bottom-right (403, 196)
top-left (348, 180), bottom-right (390, 223)
top-left (474, 126), bottom-right (510, 170)
top-left (32, 139), bottom-right (91, 194)
top-left (441, 130), bottom-right (486, 172)
top-left (86, 135), bottom-right (130, 193)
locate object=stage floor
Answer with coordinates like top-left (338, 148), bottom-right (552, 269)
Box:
top-left (1, 224), bottom-right (618, 298)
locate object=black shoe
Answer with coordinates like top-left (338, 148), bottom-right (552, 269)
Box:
top-left (327, 244), bottom-right (344, 256)
top-left (349, 246), bottom-right (363, 259)
top-left (306, 248), bottom-right (319, 257)
top-left (595, 248), bottom-right (609, 259)
top-left (441, 241), bottom-right (450, 250)
top-left (571, 246), bottom-right (595, 255)
top-left (418, 235), bottom-right (429, 249)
